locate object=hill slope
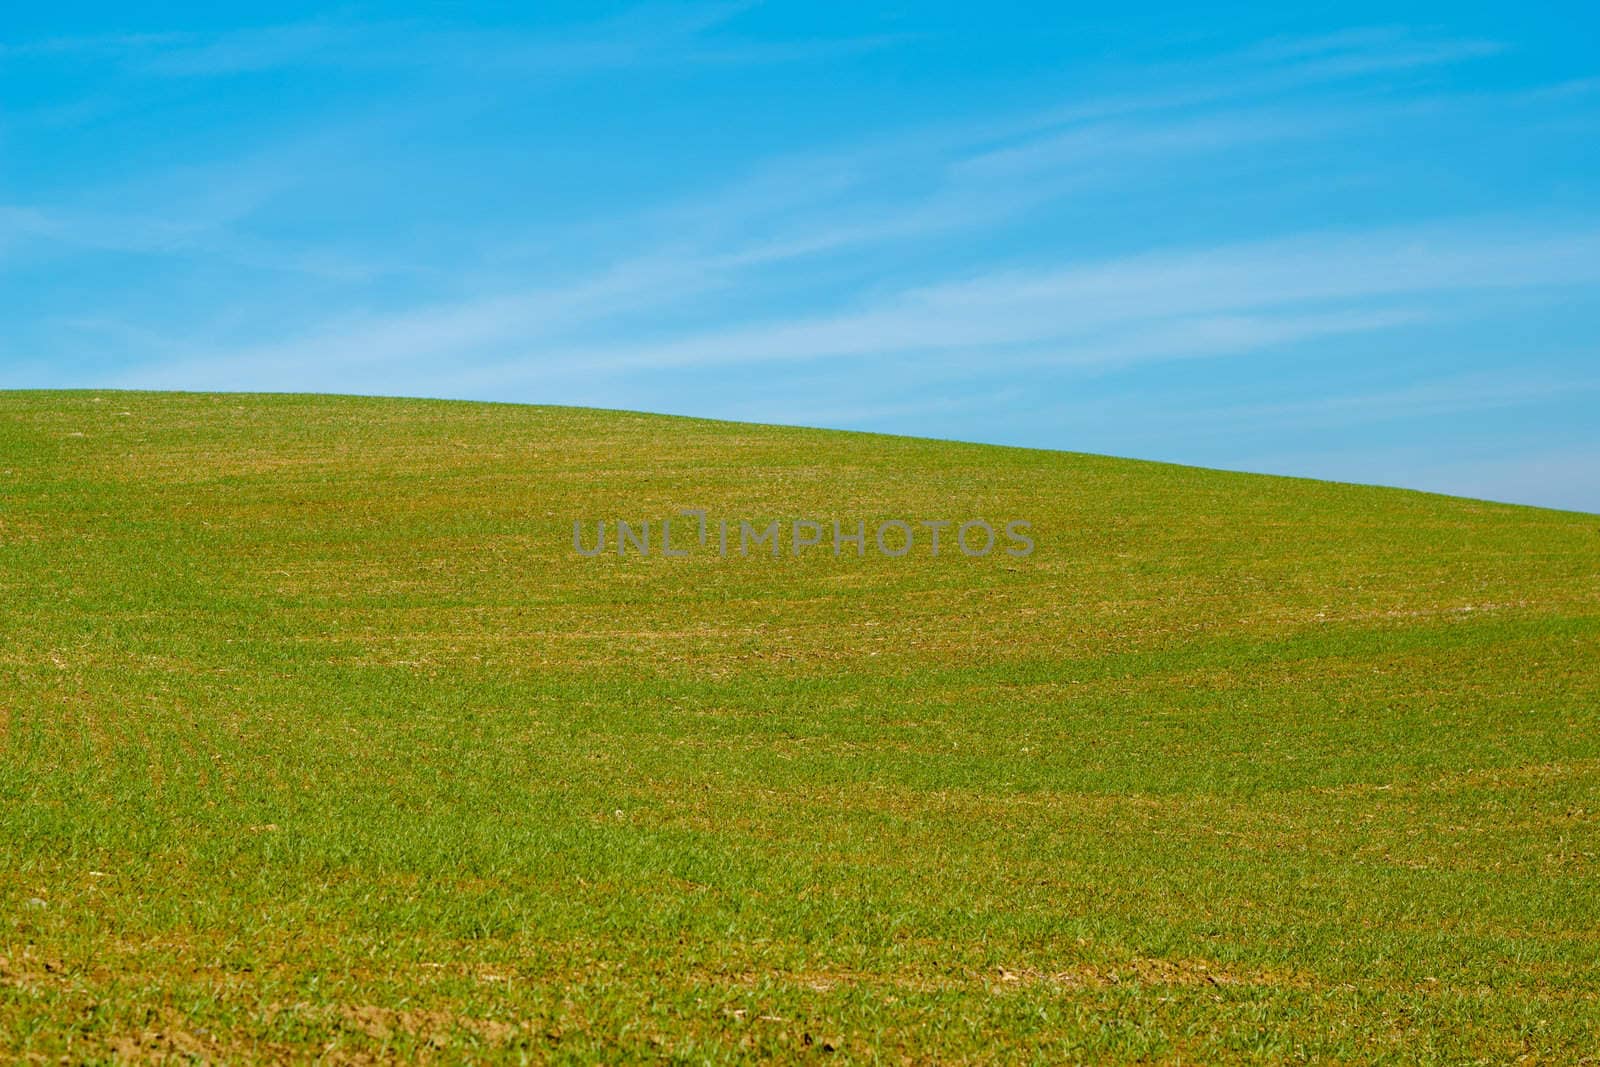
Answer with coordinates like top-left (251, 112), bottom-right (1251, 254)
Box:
top-left (2, 391), bottom-right (1597, 1062)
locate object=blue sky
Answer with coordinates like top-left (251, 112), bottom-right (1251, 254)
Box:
top-left (4, 3), bottom-right (1598, 511)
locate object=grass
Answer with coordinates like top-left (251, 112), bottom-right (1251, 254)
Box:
top-left (0, 389), bottom-right (1597, 1063)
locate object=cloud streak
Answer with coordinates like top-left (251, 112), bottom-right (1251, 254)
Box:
top-left (1, 4), bottom-right (892, 79)
top-left (116, 218), bottom-right (1599, 398)
top-left (507, 222), bottom-right (1600, 373)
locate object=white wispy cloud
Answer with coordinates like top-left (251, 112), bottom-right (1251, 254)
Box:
top-left (5, 19), bottom-right (1510, 288)
top-left (118, 253), bottom-right (728, 390)
top-left (0, 3), bottom-right (891, 80)
top-left (1196, 369), bottom-right (1600, 427)
top-left (112, 217), bottom-right (1598, 400)
top-left (0, 114), bottom-right (404, 279)
top-left (583, 27), bottom-right (1518, 276)
top-left (509, 222), bottom-right (1600, 373)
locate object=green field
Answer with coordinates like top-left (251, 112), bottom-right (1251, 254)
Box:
top-left (1, 390), bottom-right (1597, 1063)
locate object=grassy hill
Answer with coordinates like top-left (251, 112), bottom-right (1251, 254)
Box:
top-left (1, 390), bottom-right (1597, 1063)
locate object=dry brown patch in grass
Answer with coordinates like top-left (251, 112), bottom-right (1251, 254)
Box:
top-left (338, 1002), bottom-right (522, 1047)
top-left (73, 1001), bottom-right (530, 1065)
top-left (104, 1022), bottom-right (234, 1065)
top-left (997, 956), bottom-right (1309, 992)
top-left (87, 1012), bottom-right (358, 1067)
top-left (1311, 758), bottom-right (1600, 799)
top-left (707, 955), bottom-right (1306, 997)
top-left (0, 951), bottom-right (70, 991)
